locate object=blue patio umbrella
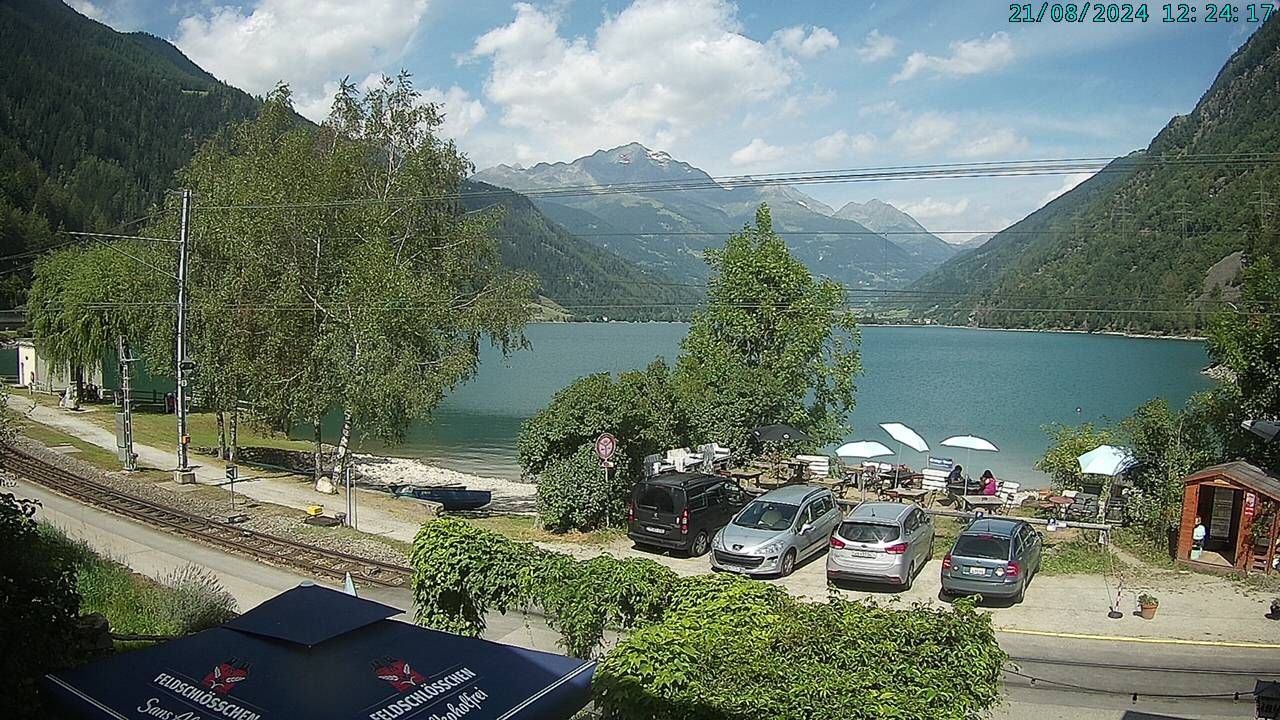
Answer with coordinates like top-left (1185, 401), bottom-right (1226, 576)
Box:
top-left (45, 583), bottom-right (595, 720)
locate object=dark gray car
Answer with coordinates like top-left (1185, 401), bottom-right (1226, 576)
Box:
top-left (940, 518), bottom-right (1042, 603)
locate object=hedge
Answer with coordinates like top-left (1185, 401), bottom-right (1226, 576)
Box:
top-left (410, 519), bottom-right (1006, 719)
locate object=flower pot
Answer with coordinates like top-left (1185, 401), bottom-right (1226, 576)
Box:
top-left (1139, 603), bottom-right (1158, 620)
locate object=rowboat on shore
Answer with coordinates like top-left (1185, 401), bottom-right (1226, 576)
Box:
top-left (387, 483), bottom-right (492, 511)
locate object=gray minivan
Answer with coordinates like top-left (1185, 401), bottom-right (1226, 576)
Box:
top-left (940, 518), bottom-right (1042, 603)
top-left (826, 502), bottom-right (934, 590)
top-left (711, 485), bottom-right (841, 577)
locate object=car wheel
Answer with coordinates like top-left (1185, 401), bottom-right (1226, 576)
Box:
top-left (926, 540), bottom-right (935, 562)
top-left (690, 531), bottom-right (709, 557)
top-left (779, 549), bottom-right (797, 577)
top-left (901, 564), bottom-right (914, 591)
top-left (1013, 579), bottom-right (1026, 604)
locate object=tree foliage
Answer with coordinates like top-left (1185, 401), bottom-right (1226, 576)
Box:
top-left (0, 493), bottom-right (83, 720)
top-left (518, 360), bottom-right (690, 530)
top-left (1035, 423), bottom-right (1116, 492)
top-left (409, 519), bottom-right (1006, 719)
top-left (1207, 257), bottom-right (1280, 473)
top-left (674, 205), bottom-right (861, 449)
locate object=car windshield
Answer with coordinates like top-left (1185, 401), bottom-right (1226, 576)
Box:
top-left (838, 521), bottom-right (900, 544)
top-left (733, 501), bottom-right (799, 531)
top-left (636, 486), bottom-right (679, 513)
top-left (953, 534), bottom-right (1011, 560)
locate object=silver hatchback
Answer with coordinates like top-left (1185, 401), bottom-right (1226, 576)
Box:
top-left (826, 502), bottom-right (935, 590)
top-left (711, 485), bottom-right (841, 577)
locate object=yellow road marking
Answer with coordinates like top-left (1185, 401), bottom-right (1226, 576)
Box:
top-left (998, 627), bottom-right (1280, 649)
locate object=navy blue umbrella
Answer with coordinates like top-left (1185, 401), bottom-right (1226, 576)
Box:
top-left (46, 583), bottom-right (594, 720)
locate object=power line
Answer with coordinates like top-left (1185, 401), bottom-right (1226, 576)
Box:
top-left (193, 152), bottom-right (1280, 212)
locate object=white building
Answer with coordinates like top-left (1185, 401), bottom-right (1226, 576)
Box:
top-left (14, 339), bottom-right (103, 392)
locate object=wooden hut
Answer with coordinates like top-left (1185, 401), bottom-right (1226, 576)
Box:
top-left (1177, 462), bottom-right (1280, 574)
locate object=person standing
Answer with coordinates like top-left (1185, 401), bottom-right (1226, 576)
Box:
top-left (1192, 516), bottom-right (1207, 551)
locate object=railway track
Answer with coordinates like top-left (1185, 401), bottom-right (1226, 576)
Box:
top-left (3, 447), bottom-right (413, 589)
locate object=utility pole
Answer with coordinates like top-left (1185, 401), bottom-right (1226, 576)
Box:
top-left (175, 189), bottom-right (194, 481)
top-left (117, 335), bottom-right (136, 471)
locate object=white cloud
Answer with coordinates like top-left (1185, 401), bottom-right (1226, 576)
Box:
top-left (893, 32), bottom-right (1014, 82)
top-left (895, 197), bottom-right (970, 220)
top-left (66, 0), bottom-right (146, 30)
top-left (67, 0), bottom-right (106, 20)
top-left (467, 0), bottom-right (798, 161)
top-left (173, 0), bottom-right (430, 122)
top-left (730, 138), bottom-right (786, 166)
top-left (858, 100), bottom-right (902, 118)
top-left (420, 86), bottom-right (487, 139)
top-left (1040, 172), bottom-right (1096, 206)
top-left (889, 112), bottom-right (957, 154)
top-left (954, 128), bottom-right (1029, 158)
top-left (770, 25), bottom-right (839, 58)
top-left (855, 29), bottom-right (897, 62)
top-left (811, 131), bottom-right (876, 161)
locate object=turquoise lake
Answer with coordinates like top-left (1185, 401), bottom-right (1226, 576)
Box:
top-left (360, 324), bottom-right (1212, 487)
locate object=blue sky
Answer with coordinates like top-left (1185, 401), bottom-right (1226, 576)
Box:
top-left (72, 0), bottom-right (1261, 239)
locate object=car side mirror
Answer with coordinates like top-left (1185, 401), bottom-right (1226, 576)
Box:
top-left (800, 523), bottom-right (814, 535)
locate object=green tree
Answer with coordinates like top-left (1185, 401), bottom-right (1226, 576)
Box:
top-left (1035, 423), bottom-right (1115, 492)
top-left (1207, 257), bottom-right (1280, 473)
top-left (519, 360), bottom-right (689, 531)
top-left (673, 205), bottom-right (861, 451)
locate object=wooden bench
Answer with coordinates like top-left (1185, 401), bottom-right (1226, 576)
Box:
top-left (958, 495), bottom-right (1006, 514)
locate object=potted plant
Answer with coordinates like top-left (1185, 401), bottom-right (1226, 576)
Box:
top-left (1138, 593), bottom-right (1159, 620)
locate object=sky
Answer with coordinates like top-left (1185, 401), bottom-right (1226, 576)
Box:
top-left (70, 0), bottom-right (1262, 241)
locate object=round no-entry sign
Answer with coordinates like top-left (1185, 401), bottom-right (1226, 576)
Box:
top-left (595, 433), bottom-right (617, 461)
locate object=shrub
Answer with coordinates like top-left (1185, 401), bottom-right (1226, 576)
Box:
top-left (536, 444), bottom-right (631, 532)
top-left (0, 494), bottom-right (83, 719)
top-left (410, 519), bottom-right (1007, 720)
top-left (519, 360), bottom-right (690, 532)
top-left (156, 565), bottom-right (238, 634)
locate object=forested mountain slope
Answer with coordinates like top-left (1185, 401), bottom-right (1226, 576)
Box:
top-left (0, 0), bottom-right (688, 319)
top-left (910, 16), bottom-right (1280, 334)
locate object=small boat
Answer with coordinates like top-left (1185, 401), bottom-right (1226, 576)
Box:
top-left (388, 484), bottom-right (492, 511)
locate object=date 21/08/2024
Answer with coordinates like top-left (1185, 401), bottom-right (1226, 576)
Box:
top-left (1010, 3), bottom-right (1274, 22)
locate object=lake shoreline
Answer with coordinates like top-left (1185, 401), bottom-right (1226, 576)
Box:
top-left (534, 319), bottom-right (1206, 342)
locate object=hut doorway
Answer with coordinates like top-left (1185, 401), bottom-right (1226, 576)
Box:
top-left (1194, 485), bottom-right (1241, 567)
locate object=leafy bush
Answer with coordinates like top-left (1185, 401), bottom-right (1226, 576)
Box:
top-left (536, 444), bottom-right (630, 533)
top-left (519, 360), bottom-right (689, 532)
top-left (595, 588), bottom-right (1005, 720)
top-left (1035, 423), bottom-right (1114, 493)
top-left (156, 565), bottom-right (238, 634)
top-left (0, 494), bottom-right (83, 719)
top-left (411, 519), bottom-right (1007, 720)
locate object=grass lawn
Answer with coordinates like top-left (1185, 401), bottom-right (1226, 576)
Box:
top-left (466, 514), bottom-right (626, 547)
top-left (37, 525), bottom-right (237, 636)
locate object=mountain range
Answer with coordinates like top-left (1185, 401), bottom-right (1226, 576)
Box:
top-left (909, 15), bottom-right (1280, 334)
top-left (0, 0), bottom-right (703, 320)
top-left (474, 145), bottom-right (956, 288)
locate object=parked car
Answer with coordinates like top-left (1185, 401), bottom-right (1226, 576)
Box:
top-left (628, 473), bottom-right (745, 556)
top-left (940, 517), bottom-right (1043, 603)
top-left (711, 485), bottom-right (841, 577)
top-left (826, 502), bottom-right (934, 590)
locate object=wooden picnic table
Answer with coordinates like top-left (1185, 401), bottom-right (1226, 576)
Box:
top-left (725, 467), bottom-right (766, 482)
top-left (883, 487), bottom-right (929, 504)
top-left (1041, 496), bottom-right (1074, 518)
top-left (958, 494), bottom-right (1005, 513)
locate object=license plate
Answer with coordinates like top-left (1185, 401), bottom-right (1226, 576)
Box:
top-left (966, 566), bottom-right (987, 576)
top-left (645, 527), bottom-right (666, 535)
top-left (846, 550), bottom-right (875, 559)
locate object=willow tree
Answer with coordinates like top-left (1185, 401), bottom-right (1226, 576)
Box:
top-left (673, 205), bottom-right (861, 451)
top-left (181, 77), bottom-right (534, 487)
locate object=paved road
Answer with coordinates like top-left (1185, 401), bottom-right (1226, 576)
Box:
top-left (23, 478), bottom-right (1279, 719)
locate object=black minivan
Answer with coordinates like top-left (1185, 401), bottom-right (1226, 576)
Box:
top-left (628, 473), bottom-right (745, 556)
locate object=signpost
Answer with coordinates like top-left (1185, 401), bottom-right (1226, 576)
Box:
top-left (226, 464), bottom-right (237, 511)
top-left (596, 433), bottom-right (617, 524)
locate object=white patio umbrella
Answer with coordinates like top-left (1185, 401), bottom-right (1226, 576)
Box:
top-left (1077, 445), bottom-right (1135, 476)
top-left (836, 441), bottom-right (894, 499)
top-left (879, 422), bottom-right (929, 486)
top-left (940, 435), bottom-right (1000, 482)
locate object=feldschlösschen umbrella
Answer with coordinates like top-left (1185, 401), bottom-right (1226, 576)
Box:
top-left (45, 583), bottom-right (595, 720)
top-left (750, 423), bottom-right (810, 444)
top-left (1077, 445), bottom-right (1136, 476)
